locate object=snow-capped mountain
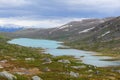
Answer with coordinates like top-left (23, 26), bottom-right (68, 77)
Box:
top-left (0, 24), bottom-right (24, 32)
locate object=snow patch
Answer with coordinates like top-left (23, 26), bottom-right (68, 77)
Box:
top-left (101, 31), bottom-right (110, 37)
top-left (79, 27), bottom-right (95, 34)
top-left (59, 25), bottom-right (71, 29)
top-left (98, 31), bottom-right (111, 38)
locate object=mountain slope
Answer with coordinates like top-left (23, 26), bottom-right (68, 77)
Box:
top-left (66, 16), bottom-right (120, 55)
top-left (2, 17), bottom-right (120, 55)
top-left (6, 18), bottom-right (113, 40)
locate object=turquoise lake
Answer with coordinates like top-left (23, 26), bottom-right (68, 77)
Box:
top-left (8, 38), bottom-right (120, 67)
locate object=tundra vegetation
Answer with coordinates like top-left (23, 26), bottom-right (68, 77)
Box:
top-left (0, 36), bottom-right (120, 80)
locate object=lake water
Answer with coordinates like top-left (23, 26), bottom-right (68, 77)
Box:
top-left (8, 38), bottom-right (120, 67)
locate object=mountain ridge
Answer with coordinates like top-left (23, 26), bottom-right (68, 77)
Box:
top-left (3, 16), bottom-right (120, 55)
top-left (5, 17), bottom-right (114, 39)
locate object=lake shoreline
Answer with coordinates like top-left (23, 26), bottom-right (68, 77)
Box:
top-left (8, 38), bottom-right (120, 67)
top-left (5, 38), bottom-right (120, 79)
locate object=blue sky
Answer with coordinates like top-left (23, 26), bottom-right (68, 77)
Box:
top-left (0, 0), bottom-right (120, 28)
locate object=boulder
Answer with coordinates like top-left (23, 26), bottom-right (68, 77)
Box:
top-left (70, 71), bottom-right (79, 78)
top-left (25, 58), bottom-right (35, 61)
top-left (88, 69), bottom-right (93, 72)
top-left (116, 70), bottom-right (120, 73)
top-left (32, 76), bottom-right (43, 80)
top-left (58, 59), bottom-right (71, 64)
top-left (0, 71), bottom-right (17, 80)
top-left (43, 67), bottom-right (51, 72)
top-left (71, 65), bottom-right (86, 69)
top-left (95, 71), bottom-right (100, 75)
top-left (88, 74), bottom-right (93, 78)
top-left (42, 58), bottom-right (52, 64)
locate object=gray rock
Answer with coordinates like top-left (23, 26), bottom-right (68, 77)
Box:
top-left (95, 71), bottom-right (100, 75)
top-left (88, 69), bottom-right (93, 72)
top-left (32, 76), bottom-right (43, 80)
top-left (70, 71), bottom-right (79, 78)
top-left (42, 58), bottom-right (51, 62)
top-left (88, 74), bottom-right (93, 78)
top-left (0, 71), bottom-right (17, 80)
top-left (71, 65), bottom-right (86, 69)
top-left (43, 67), bottom-right (51, 72)
top-left (115, 70), bottom-right (120, 73)
top-left (58, 59), bottom-right (71, 64)
top-left (42, 58), bottom-right (52, 64)
top-left (25, 58), bottom-right (35, 61)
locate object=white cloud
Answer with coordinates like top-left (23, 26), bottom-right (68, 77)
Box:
top-left (0, 17), bottom-right (85, 28)
top-left (60, 0), bottom-right (120, 13)
top-left (0, 0), bottom-right (119, 28)
top-left (0, 0), bottom-right (119, 19)
top-left (0, 0), bottom-right (31, 8)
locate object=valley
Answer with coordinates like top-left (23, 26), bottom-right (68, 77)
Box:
top-left (3, 17), bottom-right (120, 56)
top-left (0, 0), bottom-right (120, 80)
top-left (0, 16), bottom-right (120, 80)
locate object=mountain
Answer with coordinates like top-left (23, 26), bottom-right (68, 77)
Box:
top-left (4, 16), bottom-right (120, 55)
top-left (65, 16), bottom-right (120, 55)
top-left (6, 17), bottom-right (113, 39)
top-left (0, 24), bottom-right (23, 32)
top-left (2, 16), bottom-right (120, 55)
top-left (90, 17), bottom-right (120, 42)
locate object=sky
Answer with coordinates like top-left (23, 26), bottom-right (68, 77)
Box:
top-left (0, 0), bottom-right (120, 28)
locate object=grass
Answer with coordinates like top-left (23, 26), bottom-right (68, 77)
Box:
top-left (65, 39), bottom-right (120, 57)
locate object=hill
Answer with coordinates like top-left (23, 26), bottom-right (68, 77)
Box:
top-left (3, 17), bottom-right (120, 55)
